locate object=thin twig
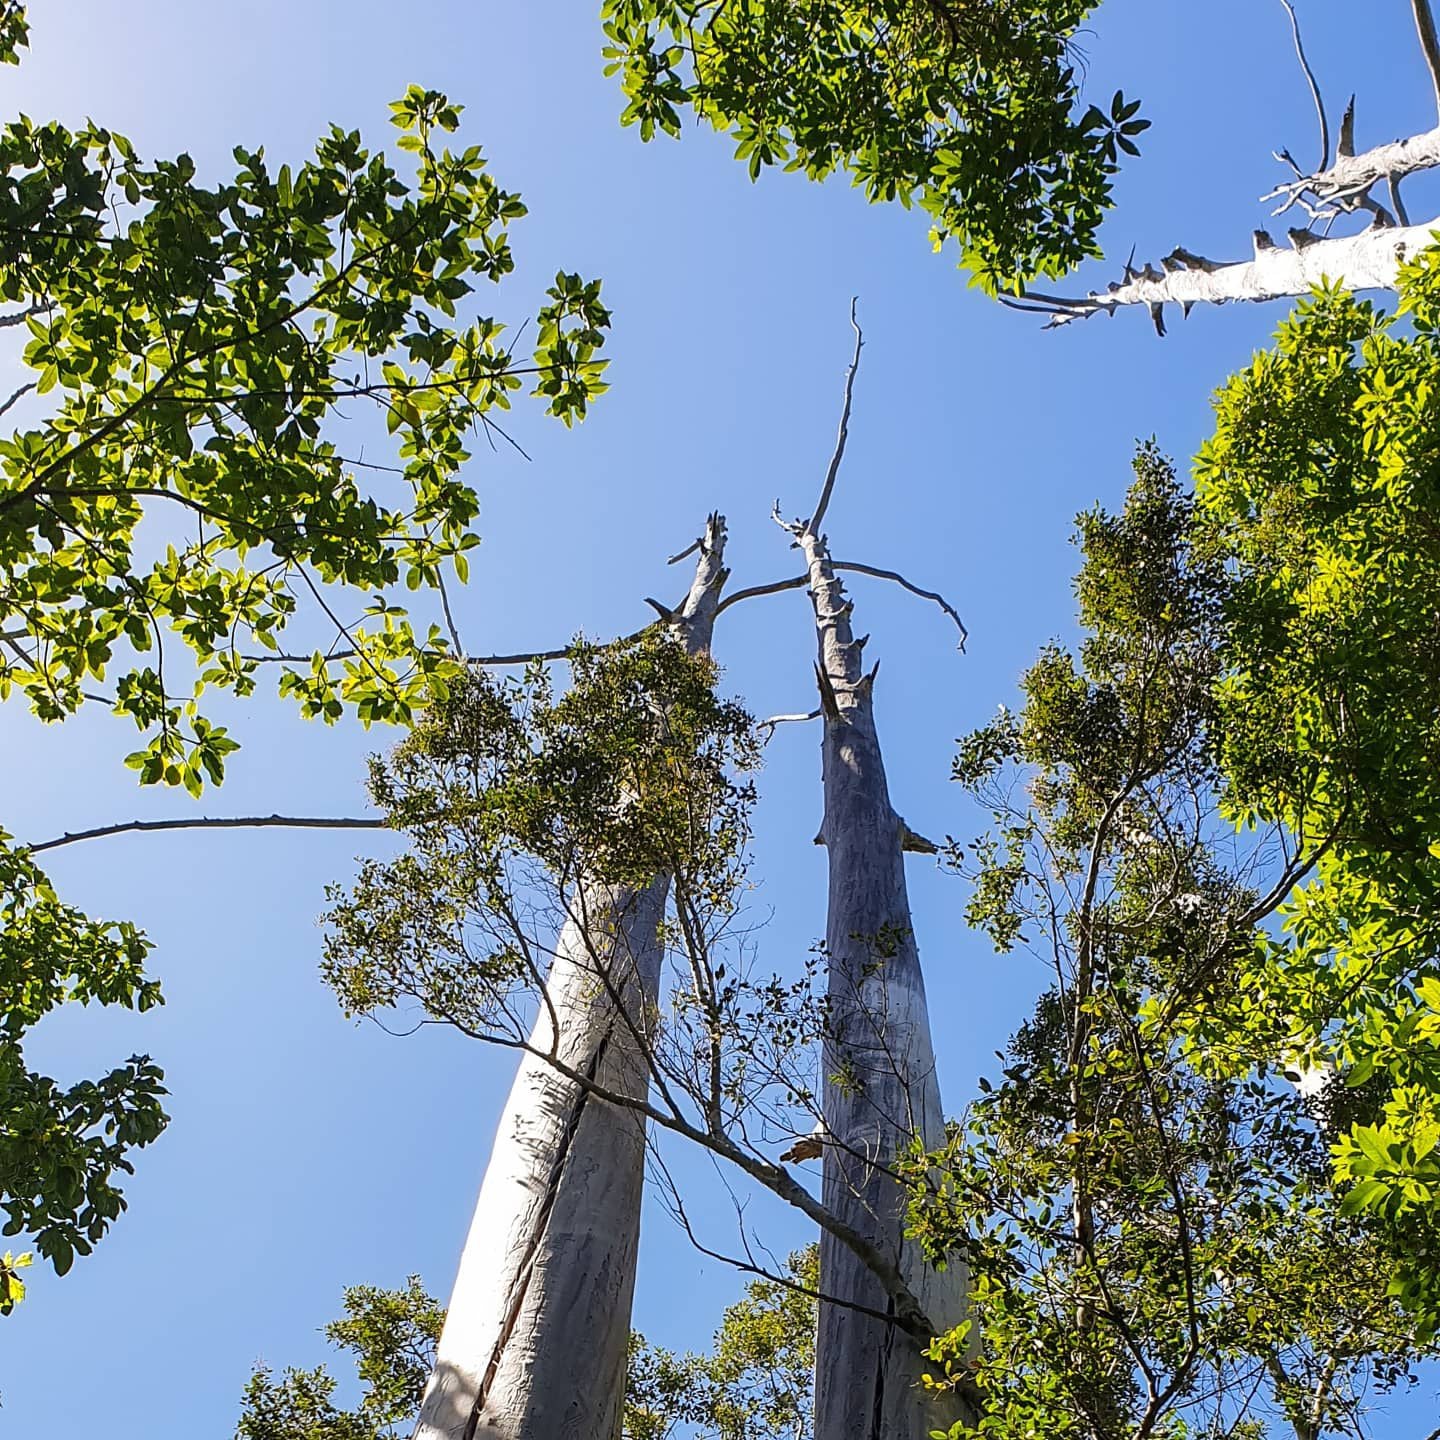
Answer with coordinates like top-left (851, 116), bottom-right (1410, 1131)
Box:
top-left (716, 562), bottom-right (967, 647)
top-left (0, 380), bottom-right (35, 420)
top-left (29, 814), bottom-right (387, 855)
top-left (436, 568), bottom-right (465, 656)
top-left (805, 298), bottom-right (863, 538)
top-left (1414, 0), bottom-right (1440, 122)
top-left (1278, 0), bottom-right (1330, 171)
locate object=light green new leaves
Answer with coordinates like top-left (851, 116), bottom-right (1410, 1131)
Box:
top-left (1190, 268), bottom-right (1440, 1314)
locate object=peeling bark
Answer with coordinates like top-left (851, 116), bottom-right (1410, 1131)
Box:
top-left (1014, 218), bottom-right (1440, 332)
top-left (413, 518), bottom-right (729, 1440)
top-left (796, 521), bottom-right (971, 1440)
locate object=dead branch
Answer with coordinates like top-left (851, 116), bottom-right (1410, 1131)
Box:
top-left (1414, 0), bottom-right (1440, 121)
top-left (806, 299), bottom-right (863, 538)
top-left (1278, 0), bottom-right (1329, 171)
top-left (757, 708), bottom-right (822, 742)
top-left (1007, 219), bottom-right (1439, 334)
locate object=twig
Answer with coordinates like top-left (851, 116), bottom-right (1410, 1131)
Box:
top-left (757, 708), bottom-right (822, 741)
top-left (1278, 0), bottom-right (1330, 171)
top-left (0, 379), bottom-right (35, 420)
top-left (1414, 0), bottom-right (1440, 122)
top-left (28, 813), bottom-right (388, 855)
top-left (0, 302), bottom-right (43, 330)
top-left (806, 298), bottom-right (863, 538)
top-left (667, 536), bottom-right (703, 566)
top-left (436, 568), bottom-right (465, 656)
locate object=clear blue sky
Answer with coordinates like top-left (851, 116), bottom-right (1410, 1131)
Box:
top-left (4, 2), bottom-right (1436, 1433)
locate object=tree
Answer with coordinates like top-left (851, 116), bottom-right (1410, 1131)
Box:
top-left (1178, 265), bottom-right (1440, 1332)
top-left (405, 522), bottom-right (730, 1440)
top-left (1010, 1), bottom-right (1440, 330)
top-left (625, 1245), bottom-right (817, 1440)
top-left (231, 1253), bottom-right (817, 1440)
top-left (321, 498), bottom-right (976, 1437)
top-left (599, 0), bottom-right (1148, 293)
top-left (0, 2), bottom-right (609, 1305)
top-left (908, 446), bottom-right (1436, 1440)
top-left (771, 315), bottom-right (971, 1440)
top-left (236, 1277), bottom-right (443, 1440)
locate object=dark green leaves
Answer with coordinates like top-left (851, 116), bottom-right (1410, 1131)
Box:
top-left (0, 88), bottom-right (610, 793)
top-left (601, 0), bottom-right (1145, 293)
top-left (0, 835), bottom-right (168, 1307)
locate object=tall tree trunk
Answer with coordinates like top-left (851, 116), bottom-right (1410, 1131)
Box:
top-left (413, 518), bottom-right (729, 1440)
top-left (797, 523), bottom-right (972, 1440)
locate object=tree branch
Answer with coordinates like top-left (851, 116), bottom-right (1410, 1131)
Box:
top-left (28, 813), bottom-right (388, 855)
top-left (1009, 219), bottom-right (1440, 332)
top-left (716, 562), bottom-right (966, 647)
top-left (833, 561), bottom-right (968, 649)
top-left (1414, 0), bottom-right (1440, 122)
top-left (805, 298), bottom-right (863, 538)
top-left (1278, 0), bottom-right (1330, 171)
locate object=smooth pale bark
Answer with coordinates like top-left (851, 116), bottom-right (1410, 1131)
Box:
top-left (413, 518), bottom-right (729, 1440)
top-left (1021, 218), bottom-right (1440, 331)
top-left (798, 525), bottom-right (972, 1440)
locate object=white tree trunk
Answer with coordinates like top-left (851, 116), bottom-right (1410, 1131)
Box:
top-left (797, 526), bottom-right (972, 1440)
top-left (413, 518), bottom-right (729, 1440)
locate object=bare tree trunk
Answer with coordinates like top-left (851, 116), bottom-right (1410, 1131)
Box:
top-left (796, 521), bottom-right (972, 1440)
top-left (413, 518), bottom-right (729, 1440)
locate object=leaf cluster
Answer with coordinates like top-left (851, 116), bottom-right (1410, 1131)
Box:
top-left (600, 0), bottom-right (1147, 292)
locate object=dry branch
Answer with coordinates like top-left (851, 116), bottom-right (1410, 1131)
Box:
top-left (1011, 219), bottom-right (1440, 333)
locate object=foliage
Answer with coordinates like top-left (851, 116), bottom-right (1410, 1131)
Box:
top-left (600, 0), bottom-right (1147, 292)
top-left (236, 1277), bottom-right (443, 1440)
top-left (0, 832), bottom-right (167, 1292)
top-left (322, 632), bottom-right (760, 1044)
top-left (1182, 268), bottom-right (1440, 1331)
top-left (0, 22), bottom-right (608, 1308)
top-left (907, 448), bottom-right (1433, 1439)
top-left (625, 1245), bottom-right (817, 1440)
top-left (0, 83), bottom-right (608, 793)
top-left (235, 1256), bottom-right (815, 1440)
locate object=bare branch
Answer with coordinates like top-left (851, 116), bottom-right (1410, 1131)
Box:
top-left (436, 568), bottom-right (465, 657)
top-left (1278, 0), bottom-right (1330, 171)
top-left (757, 708), bottom-right (822, 742)
top-left (1012, 219), bottom-right (1440, 332)
top-left (805, 298), bottom-right (863, 538)
top-left (28, 813), bottom-right (387, 855)
top-left (716, 574), bottom-right (810, 616)
top-left (833, 561), bottom-right (968, 649)
top-left (717, 562), bottom-right (966, 648)
top-left (1415, 0), bottom-right (1440, 122)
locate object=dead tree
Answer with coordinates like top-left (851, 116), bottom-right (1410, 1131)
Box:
top-left (1006, 0), bottom-right (1440, 331)
top-left (412, 519), bottom-right (729, 1440)
top-left (776, 307), bottom-right (974, 1440)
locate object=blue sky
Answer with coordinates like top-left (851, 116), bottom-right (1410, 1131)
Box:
top-left (3, 1), bottom-right (1437, 1433)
